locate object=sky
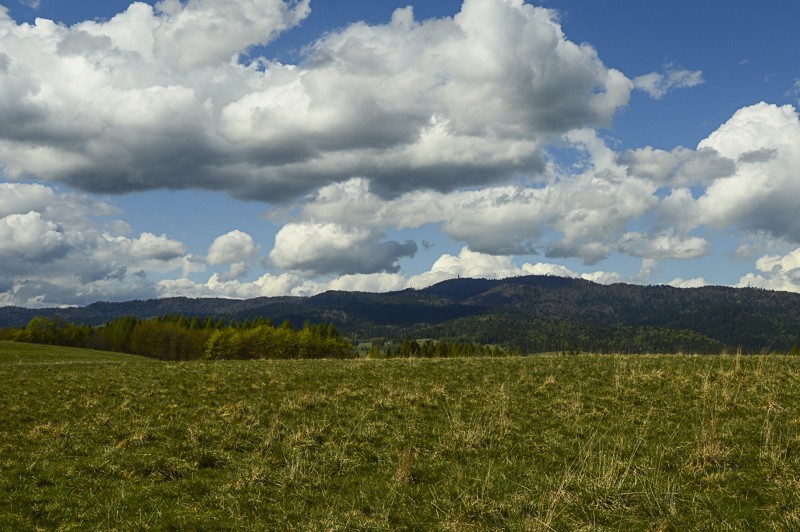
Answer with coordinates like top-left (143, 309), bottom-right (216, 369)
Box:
top-left (1, 0), bottom-right (800, 308)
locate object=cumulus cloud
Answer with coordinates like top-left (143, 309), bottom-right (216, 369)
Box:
top-left (127, 232), bottom-right (188, 261)
top-left (619, 230), bottom-right (711, 260)
top-left (152, 0), bottom-right (310, 71)
top-left (157, 246), bottom-right (625, 301)
top-left (668, 277), bottom-right (707, 289)
top-left (289, 129), bottom-right (659, 265)
top-left (269, 222), bottom-right (417, 275)
top-left (408, 247), bottom-right (530, 287)
top-left (0, 211), bottom-right (67, 262)
top-left (621, 146), bottom-right (735, 187)
top-left (158, 270), bottom-right (323, 299)
top-left (407, 246), bottom-right (621, 288)
top-left (615, 103), bottom-right (800, 259)
top-left (0, 183), bottom-right (205, 306)
top-left (633, 66), bottom-right (704, 99)
top-left (696, 103), bottom-right (800, 241)
top-left (294, 179), bottom-right (560, 258)
top-left (263, 101), bottom-right (800, 277)
top-left (738, 248), bottom-right (800, 293)
top-left (0, 0), bottom-right (631, 200)
top-left (0, 182), bottom-right (58, 217)
top-left (207, 230), bottom-right (258, 265)
top-left (206, 229), bottom-right (260, 279)
top-left (755, 251), bottom-right (800, 278)
top-left (6, 2), bottom-right (800, 303)
top-left (327, 273), bottom-right (408, 294)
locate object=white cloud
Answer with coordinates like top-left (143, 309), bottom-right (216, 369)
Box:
top-left (621, 146), bottom-right (688, 182)
top-left (738, 248), bottom-right (800, 293)
top-left (155, 270), bottom-right (398, 300)
top-left (327, 273), bottom-right (408, 294)
top-left (0, 183), bottom-right (204, 306)
top-left (634, 66), bottom-right (704, 99)
top-left (581, 270), bottom-right (623, 285)
top-left (696, 103), bottom-right (800, 241)
top-left (270, 222), bottom-right (416, 275)
top-left (288, 129), bottom-right (661, 266)
top-left (0, 182), bottom-right (57, 217)
top-left (207, 230), bottom-right (259, 265)
top-left (622, 146), bottom-right (734, 187)
top-left (258, 101), bottom-right (800, 278)
top-left (206, 229), bottom-right (261, 280)
top-left (5, 3), bottom-right (800, 305)
top-left (95, 232), bottom-right (196, 276)
top-left (408, 247), bottom-right (527, 287)
top-left (755, 250), bottom-right (800, 275)
top-left (128, 232), bottom-right (188, 261)
top-left (155, 246), bottom-right (625, 301)
top-left (619, 230), bottom-right (711, 260)
top-left (151, 0), bottom-right (310, 71)
top-left (668, 277), bottom-right (707, 289)
top-left (407, 246), bottom-right (621, 288)
top-left (0, 211), bottom-right (66, 262)
top-left (0, 0), bottom-right (631, 200)
top-left (612, 103), bottom-right (800, 264)
top-left (520, 262), bottom-right (577, 278)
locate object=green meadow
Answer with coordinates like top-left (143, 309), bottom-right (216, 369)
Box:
top-left (2, 341), bottom-right (800, 530)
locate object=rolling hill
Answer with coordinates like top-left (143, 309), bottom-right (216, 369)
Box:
top-left (3, 275), bottom-right (800, 353)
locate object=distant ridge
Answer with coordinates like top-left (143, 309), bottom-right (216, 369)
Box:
top-left (3, 275), bottom-right (800, 353)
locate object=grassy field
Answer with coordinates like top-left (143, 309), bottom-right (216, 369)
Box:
top-left (2, 341), bottom-right (800, 530)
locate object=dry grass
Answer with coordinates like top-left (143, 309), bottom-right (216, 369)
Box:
top-left (2, 342), bottom-right (800, 529)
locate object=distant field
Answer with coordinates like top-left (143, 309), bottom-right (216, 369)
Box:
top-left (0, 341), bottom-right (147, 365)
top-left (2, 341), bottom-right (800, 529)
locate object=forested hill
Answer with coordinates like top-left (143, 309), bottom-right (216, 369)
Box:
top-left (3, 275), bottom-right (800, 353)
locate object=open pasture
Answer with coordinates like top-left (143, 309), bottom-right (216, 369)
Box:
top-left (2, 341), bottom-right (800, 529)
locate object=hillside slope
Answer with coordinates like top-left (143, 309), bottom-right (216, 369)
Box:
top-left (3, 276), bottom-right (800, 353)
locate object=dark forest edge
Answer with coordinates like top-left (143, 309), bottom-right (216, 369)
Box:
top-left (0, 315), bottom-right (518, 360)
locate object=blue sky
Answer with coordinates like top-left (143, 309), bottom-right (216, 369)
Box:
top-left (1, 0), bottom-right (799, 307)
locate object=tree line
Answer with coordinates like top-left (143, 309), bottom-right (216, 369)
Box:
top-left (369, 336), bottom-right (521, 358)
top-left (0, 315), bottom-right (353, 360)
top-left (0, 315), bottom-right (520, 360)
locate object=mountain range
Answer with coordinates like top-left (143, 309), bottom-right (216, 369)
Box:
top-left (3, 275), bottom-right (800, 354)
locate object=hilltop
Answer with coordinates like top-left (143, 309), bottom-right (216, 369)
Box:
top-left (3, 275), bottom-right (800, 353)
